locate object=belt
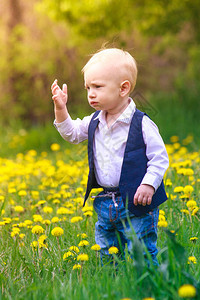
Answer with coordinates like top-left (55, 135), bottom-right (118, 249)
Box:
top-left (91, 187), bottom-right (120, 208)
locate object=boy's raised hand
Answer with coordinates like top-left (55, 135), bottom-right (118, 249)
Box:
top-left (51, 79), bottom-right (68, 110)
top-left (134, 184), bottom-right (155, 206)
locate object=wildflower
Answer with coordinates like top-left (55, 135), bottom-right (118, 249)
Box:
top-left (91, 244), bottom-right (101, 251)
top-left (77, 233), bottom-right (88, 239)
top-left (69, 246), bottom-right (80, 253)
top-left (83, 211), bottom-right (93, 217)
top-left (183, 185), bottom-right (194, 194)
top-left (108, 246), bottom-right (119, 254)
top-left (63, 251), bottom-right (75, 260)
top-left (142, 298), bottom-right (155, 300)
top-left (174, 186), bottom-right (184, 193)
top-left (24, 220), bottom-right (33, 226)
top-left (53, 199), bottom-right (60, 204)
top-left (32, 225), bottom-right (45, 234)
top-left (51, 217), bottom-right (60, 223)
top-left (191, 207), bottom-right (199, 215)
top-left (31, 241), bottom-right (38, 250)
top-left (158, 220), bottom-right (168, 227)
top-left (181, 209), bottom-right (189, 215)
top-left (13, 206), bottom-right (24, 213)
top-left (43, 206), bottom-right (53, 214)
top-left (77, 254), bottom-right (89, 261)
top-left (71, 216), bottom-right (83, 223)
top-left (43, 219), bottom-right (51, 225)
top-left (190, 237), bottom-right (198, 242)
top-left (19, 233), bottom-right (25, 239)
top-left (72, 264), bottom-right (81, 270)
top-left (51, 143), bottom-right (60, 151)
top-left (33, 214), bottom-right (43, 223)
top-left (78, 240), bottom-right (89, 247)
top-left (38, 234), bottom-right (47, 243)
top-left (186, 200), bottom-right (197, 210)
top-left (56, 207), bottom-right (70, 215)
top-left (159, 210), bottom-right (165, 216)
top-left (18, 190), bottom-right (27, 196)
top-left (51, 227), bottom-right (64, 237)
top-left (178, 284), bottom-right (196, 298)
top-left (36, 200), bottom-right (46, 206)
top-left (188, 256), bottom-right (197, 264)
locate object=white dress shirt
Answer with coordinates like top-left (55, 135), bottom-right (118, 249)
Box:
top-left (54, 99), bottom-right (169, 191)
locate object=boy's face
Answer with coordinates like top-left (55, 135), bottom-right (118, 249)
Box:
top-left (84, 61), bottom-right (127, 114)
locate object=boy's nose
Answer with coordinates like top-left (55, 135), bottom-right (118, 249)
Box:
top-left (88, 89), bottom-right (96, 98)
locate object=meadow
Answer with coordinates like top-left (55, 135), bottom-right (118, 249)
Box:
top-left (0, 124), bottom-right (199, 300)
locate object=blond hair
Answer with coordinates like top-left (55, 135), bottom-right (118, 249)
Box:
top-left (82, 48), bottom-right (138, 92)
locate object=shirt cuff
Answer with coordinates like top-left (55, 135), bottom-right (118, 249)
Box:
top-left (141, 173), bottom-right (162, 192)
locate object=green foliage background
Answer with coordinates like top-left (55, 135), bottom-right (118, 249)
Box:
top-left (0, 0), bottom-right (200, 143)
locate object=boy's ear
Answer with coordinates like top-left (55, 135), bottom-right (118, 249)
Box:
top-left (120, 80), bottom-right (131, 96)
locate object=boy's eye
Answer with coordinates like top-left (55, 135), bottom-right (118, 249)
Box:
top-left (95, 85), bottom-right (101, 88)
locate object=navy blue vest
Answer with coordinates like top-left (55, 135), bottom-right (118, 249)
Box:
top-left (83, 109), bottom-right (167, 216)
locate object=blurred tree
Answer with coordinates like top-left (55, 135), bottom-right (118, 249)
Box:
top-left (37, 0), bottom-right (200, 44)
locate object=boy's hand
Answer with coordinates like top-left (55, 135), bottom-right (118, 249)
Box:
top-left (134, 184), bottom-right (155, 206)
top-left (51, 79), bottom-right (68, 110)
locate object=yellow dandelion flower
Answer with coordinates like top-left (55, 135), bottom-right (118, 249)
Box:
top-left (190, 237), bottom-right (198, 242)
top-left (31, 241), bottom-right (38, 249)
top-left (178, 284), bottom-right (196, 298)
top-left (43, 206), bottom-right (53, 214)
top-left (142, 298), bottom-right (155, 300)
top-left (78, 240), bottom-right (89, 247)
top-left (13, 206), bottom-right (24, 213)
top-left (63, 251), bottom-right (75, 260)
top-left (69, 246), bottom-right (80, 253)
top-left (71, 216), bottom-right (83, 223)
top-left (72, 264), bottom-right (81, 270)
top-left (36, 200), bottom-right (46, 206)
top-left (174, 186), bottom-right (184, 193)
top-left (51, 227), bottom-right (64, 237)
top-left (181, 209), bottom-right (190, 215)
top-left (11, 231), bottom-right (19, 237)
top-left (191, 207), bottom-right (199, 215)
top-left (183, 185), bottom-right (194, 194)
top-left (186, 200), bottom-right (197, 210)
top-left (91, 244), bottom-right (101, 251)
top-left (77, 254), bottom-right (89, 261)
top-left (24, 220), bottom-right (33, 226)
top-left (19, 233), bottom-right (25, 239)
top-left (108, 246), bottom-right (119, 254)
top-left (158, 220), bottom-right (168, 227)
top-left (18, 190), bottom-right (27, 197)
top-left (77, 233), bottom-right (88, 239)
top-left (38, 234), bottom-right (47, 243)
top-left (83, 211), bottom-right (93, 217)
top-left (50, 143), bottom-right (60, 151)
top-left (188, 256), bottom-right (197, 264)
top-left (43, 219), bottom-right (51, 225)
top-left (159, 210), bottom-right (165, 216)
top-left (53, 199), bottom-right (60, 204)
top-left (51, 217), bottom-right (60, 223)
top-left (56, 207), bottom-right (70, 215)
top-left (32, 225), bottom-right (45, 234)
top-left (33, 214), bottom-right (43, 222)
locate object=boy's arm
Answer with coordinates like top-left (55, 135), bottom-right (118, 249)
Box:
top-left (134, 116), bottom-right (169, 206)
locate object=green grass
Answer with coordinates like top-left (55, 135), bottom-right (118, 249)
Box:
top-left (0, 100), bottom-right (199, 299)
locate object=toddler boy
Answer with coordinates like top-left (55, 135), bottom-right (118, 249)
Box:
top-left (51, 48), bottom-right (169, 265)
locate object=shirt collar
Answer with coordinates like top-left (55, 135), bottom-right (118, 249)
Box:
top-left (94, 98), bottom-right (136, 125)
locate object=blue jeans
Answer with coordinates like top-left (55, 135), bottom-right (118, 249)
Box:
top-left (93, 194), bottom-right (159, 265)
